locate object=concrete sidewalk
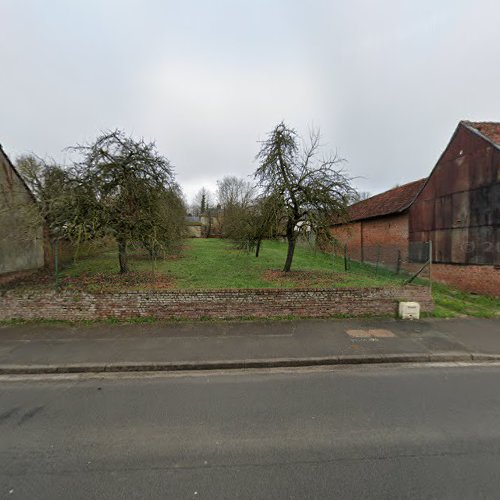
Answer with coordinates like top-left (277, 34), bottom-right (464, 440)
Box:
top-left (0, 318), bottom-right (499, 374)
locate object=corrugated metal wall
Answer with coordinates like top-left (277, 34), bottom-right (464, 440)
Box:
top-left (409, 124), bottom-right (499, 265)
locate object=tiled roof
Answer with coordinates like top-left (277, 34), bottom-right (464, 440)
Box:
top-left (346, 178), bottom-right (427, 222)
top-left (463, 121), bottom-right (500, 146)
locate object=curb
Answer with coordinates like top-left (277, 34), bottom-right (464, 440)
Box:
top-left (0, 352), bottom-right (499, 375)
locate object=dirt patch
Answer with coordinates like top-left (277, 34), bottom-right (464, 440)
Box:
top-left (262, 269), bottom-right (346, 288)
top-left (1, 270), bottom-right (176, 293)
top-left (61, 271), bottom-right (175, 292)
top-left (0, 269), bottom-right (54, 291)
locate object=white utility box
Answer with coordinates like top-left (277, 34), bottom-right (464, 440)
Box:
top-left (399, 302), bottom-right (420, 320)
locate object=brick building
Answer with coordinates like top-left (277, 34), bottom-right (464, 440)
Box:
top-left (331, 121), bottom-right (500, 296)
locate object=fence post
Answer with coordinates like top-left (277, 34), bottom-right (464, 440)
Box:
top-left (375, 245), bottom-right (381, 274)
top-left (151, 254), bottom-right (156, 292)
top-left (53, 239), bottom-right (60, 291)
top-left (344, 244), bottom-right (348, 272)
top-left (396, 250), bottom-right (402, 274)
top-left (429, 240), bottom-right (432, 292)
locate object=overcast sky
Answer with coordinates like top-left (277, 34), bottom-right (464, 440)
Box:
top-left (1, 0), bottom-right (499, 202)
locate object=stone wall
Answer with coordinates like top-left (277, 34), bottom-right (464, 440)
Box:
top-left (0, 286), bottom-right (433, 321)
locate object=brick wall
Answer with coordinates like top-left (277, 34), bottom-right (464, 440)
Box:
top-left (0, 286), bottom-right (433, 321)
top-left (432, 264), bottom-right (500, 297)
top-left (330, 215), bottom-right (499, 296)
top-left (330, 213), bottom-right (409, 266)
top-left (330, 222), bottom-right (362, 259)
top-left (361, 213), bottom-right (409, 260)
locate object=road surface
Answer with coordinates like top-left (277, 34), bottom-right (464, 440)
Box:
top-left (1, 364), bottom-right (500, 499)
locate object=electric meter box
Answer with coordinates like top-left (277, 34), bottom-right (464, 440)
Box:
top-left (399, 302), bottom-right (420, 320)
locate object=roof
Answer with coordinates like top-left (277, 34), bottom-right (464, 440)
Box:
top-left (332, 119), bottom-right (499, 227)
top-left (462, 121), bottom-right (500, 148)
top-left (345, 178), bottom-right (427, 223)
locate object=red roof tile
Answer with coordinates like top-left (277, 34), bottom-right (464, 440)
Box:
top-left (346, 178), bottom-right (427, 222)
top-left (463, 121), bottom-right (500, 146)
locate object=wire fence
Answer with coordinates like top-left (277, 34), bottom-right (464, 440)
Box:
top-left (40, 239), bottom-right (433, 292)
top-left (337, 241), bottom-right (432, 287)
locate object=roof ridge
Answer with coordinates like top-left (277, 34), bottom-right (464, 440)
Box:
top-left (460, 121), bottom-right (500, 149)
top-left (462, 120), bottom-right (500, 124)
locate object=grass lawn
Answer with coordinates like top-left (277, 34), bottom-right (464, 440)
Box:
top-left (430, 283), bottom-right (500, 319)
top-left (4, 239), bottom-right (499, 318)
top-left (60, 238), bottom-right (410, 290)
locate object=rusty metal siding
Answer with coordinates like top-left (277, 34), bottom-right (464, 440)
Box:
top-left (409, 123), bottom-right (499, 265)
top-left (494, 148), bottom-right (500, 266)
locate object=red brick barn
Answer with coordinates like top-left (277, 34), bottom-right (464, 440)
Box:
top-left (331, 121), bottom-right (500, 296)
top-left (330, 179), bottom-right (426, 269)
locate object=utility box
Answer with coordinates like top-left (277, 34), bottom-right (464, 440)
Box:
top-left (399, 302), bottom-right (420, 320)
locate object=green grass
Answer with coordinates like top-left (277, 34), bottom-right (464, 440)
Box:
top-left (5, 239), bottom-right (499, 318)
top-left (61, 239), bottom-right (409, 290)
top-left (430, 282), bottom-right (500, 319)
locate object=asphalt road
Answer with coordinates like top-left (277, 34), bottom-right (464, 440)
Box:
top-left (2, 364), bottom-right (500, 499)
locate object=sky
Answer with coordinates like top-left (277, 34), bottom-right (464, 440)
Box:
top-left (1, 0), bottom-right (499, 203)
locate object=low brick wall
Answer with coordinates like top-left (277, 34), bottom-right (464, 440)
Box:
top-left (431, 264), bottom-right (500, 297)
top-left (0, 286), bottom-right (433, 321)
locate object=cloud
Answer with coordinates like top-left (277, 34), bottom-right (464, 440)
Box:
top-left (1, 0), bottom-right (499, 202)
top-left (137, 59), bottom-right (325, 198)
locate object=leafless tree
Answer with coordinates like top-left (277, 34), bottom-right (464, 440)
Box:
top-left (190, 187), bottom-right (214, 216)
top-left (216, 176), bottom-right (254, 209)
top-left (15, 154), bottom-right (77, 242)
top-left (223, 193), bottom-right (281, 257)
top-left (349, 190), bottom-right (371, 203)
top-left (70, 130), bottom-right (185, 273)
top-left (216, 176), bottom-right (254, 236)
top-left (254, 122), bottom-right (355, 271)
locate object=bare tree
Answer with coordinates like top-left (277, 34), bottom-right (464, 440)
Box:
top-left (349, 190), bottom-right (371, 203)
top-left (216, 176), bottom-right (254, 236)
top-left (139, 184), bottom-right (187, 259)
top-left (216, 176), bottom-right (254, 209)
top-left (255, 122), bottom-right (354, 271)
top-left (223, 193), bottom-right (280, 256)
top-left (191, 187), bottom-right (213, 216)
top-left (15, 154), bottom-right (77, 242)
top-left (70, 130), bottom-right (184, 273)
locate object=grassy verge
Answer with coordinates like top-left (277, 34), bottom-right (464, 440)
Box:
top-left (430, 283), bottom-right (500, 319)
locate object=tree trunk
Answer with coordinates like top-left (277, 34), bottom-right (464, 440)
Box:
top-left (118, 238), bottom-right (128, 273)
top-left (206, 210), bottom-right (212, 238)
top-left (255, 239), bottom-right (262, 258)
top-left (283, 235), bottom-right (295, 272)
